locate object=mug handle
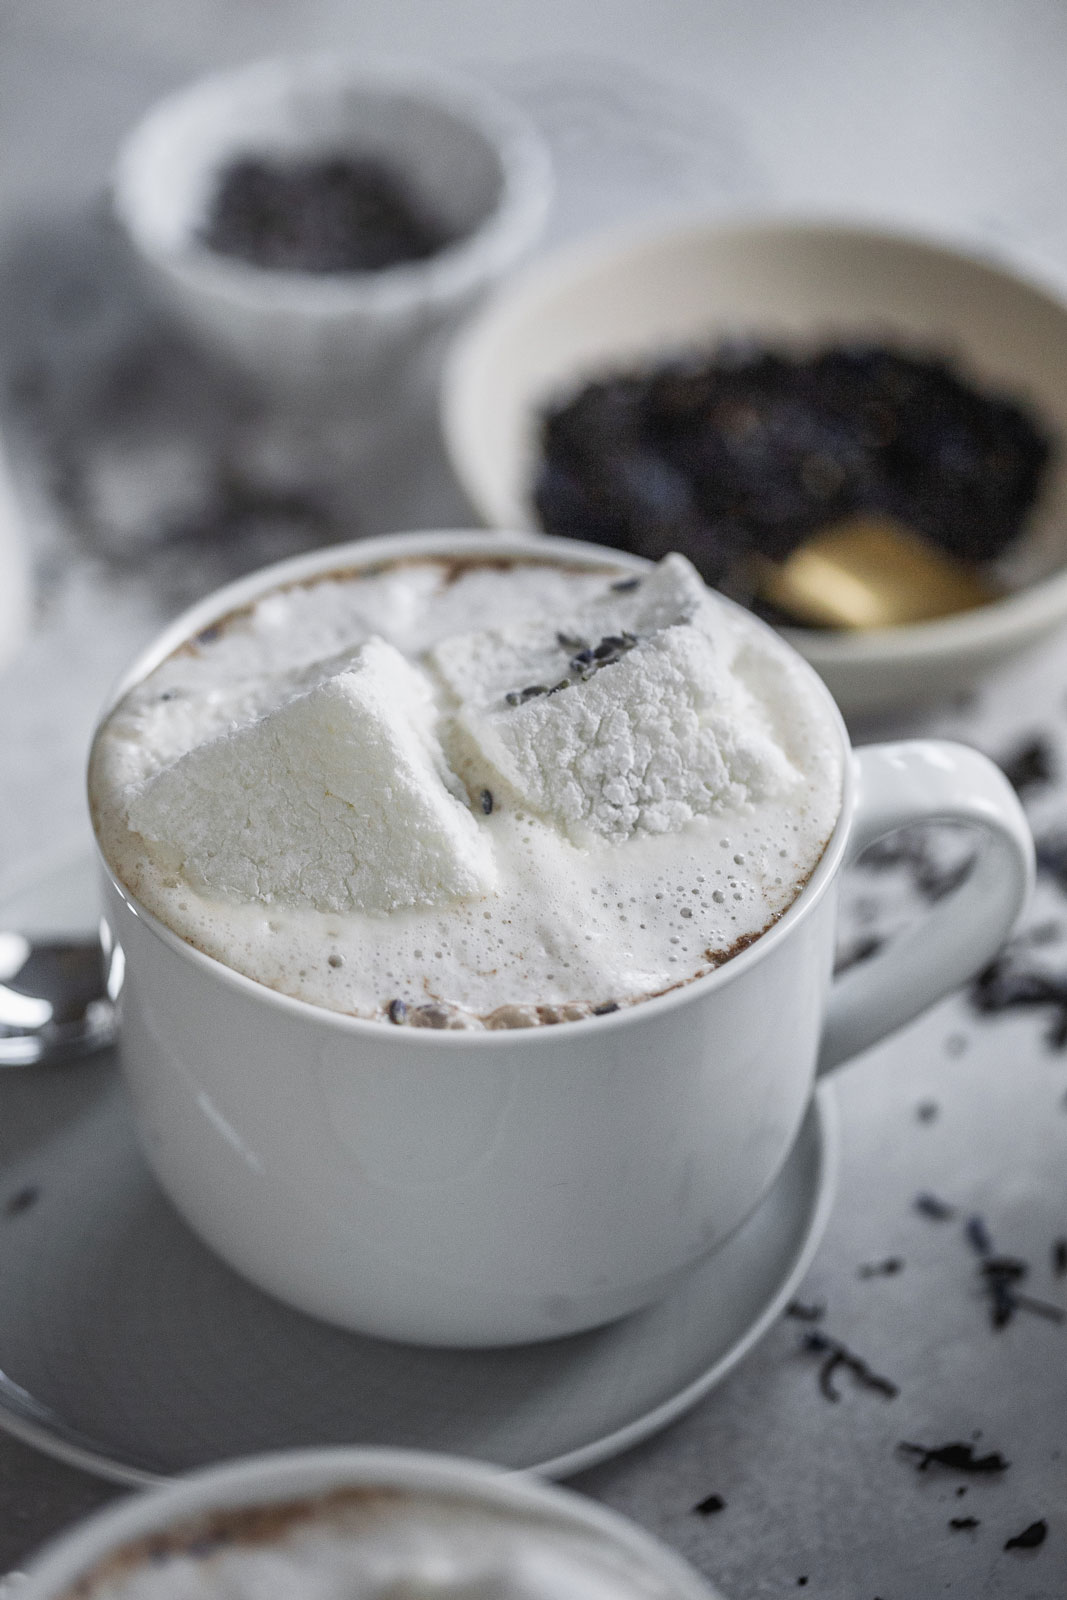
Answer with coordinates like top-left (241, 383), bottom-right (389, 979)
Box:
top-left (817, 740), bottom-right (1034, 1076)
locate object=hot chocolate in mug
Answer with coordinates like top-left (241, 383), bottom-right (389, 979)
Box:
top-left (89, 532), bottom-right (1033, 1346)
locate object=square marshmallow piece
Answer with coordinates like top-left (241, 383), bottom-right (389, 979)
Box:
top-left (128, 636), bottom-right (495, 914)
top-left (432, 555), bottom-right (799, 842)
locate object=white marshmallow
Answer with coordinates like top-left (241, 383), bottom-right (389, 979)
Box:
top-left (128, 636), bottom-right (495, 914)
top-left (429, 553), bottom-right (708, 710)
top-left (452, 622), bottom-right (798, 842)
top-left (432, 555), bottom-right (798, 842)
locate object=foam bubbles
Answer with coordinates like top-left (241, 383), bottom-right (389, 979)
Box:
top-left (90, 557), bottom-right (844, 1022)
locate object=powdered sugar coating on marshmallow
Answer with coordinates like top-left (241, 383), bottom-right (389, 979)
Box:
top-left (436, 556), bottom-right (799, 842)
top-left (128, 636), bottom-right (495, 914)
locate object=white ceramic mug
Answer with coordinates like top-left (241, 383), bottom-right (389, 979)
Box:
top-left (18, 1447), bottom-right (725, 1600)
top-left (90, 532), bottom-right (1034, 1347)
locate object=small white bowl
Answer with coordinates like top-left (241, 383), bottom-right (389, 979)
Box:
top-left (113, 54), bottom-right (552, 396)
top-left (442, 218), bottom-right (1067, 717)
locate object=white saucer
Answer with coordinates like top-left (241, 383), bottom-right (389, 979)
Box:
top-left (0, 854), bottom-right (837, 1486)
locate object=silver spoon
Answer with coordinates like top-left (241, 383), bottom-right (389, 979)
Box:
top-left (0, 926), bottom-right (119, 1067)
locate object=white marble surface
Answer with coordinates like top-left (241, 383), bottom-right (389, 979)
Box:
top-left (3, 3), bottom-right (1067, 1596)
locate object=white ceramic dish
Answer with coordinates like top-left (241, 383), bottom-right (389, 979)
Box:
top-left (20, 1449), bottom-right (727, 1600)
top-left (113, 55), bottom-right (552, 396)
top-left (0, 852), bottom-right (836, 1487)
top-left (442, 218), bottom-right (1067, 717)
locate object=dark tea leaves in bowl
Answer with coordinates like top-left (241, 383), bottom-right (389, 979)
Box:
top-left (201, 155), bottom-right (458, 273)
top-left (534, 342), bottom-right (1053, 621)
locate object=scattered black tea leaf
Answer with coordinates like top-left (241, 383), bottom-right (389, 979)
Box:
top-left (858, 1256), bottom-right (904, 1278)
top-left (534, 343), bottom-right (1052, 597)
top-left (796, 1579), bottom-right (808, 1588)
top-left (965, 1214), bottom-right (993, 1256)
top-left (693, 1493), bottom-right (726, 1515)
top-left (1036, 832), bottom-right (1067, 894)
top-left (996, 735), bottom-right (1056, 796)
top-left (4, 1185), bottom-right (39, 1217)
top-left (802, 1331), bottom-right (899, 1402)
top-left (785, 1300), bottom-right (825, 1322)
top-left (978, 1253), bottom-right (1065, 1329)
top-left (833, 933), bottom-right (884, 975)
top-left (898, 1441), bottom-right (1009, 1474)
top-left (915, 1192), bottom-right (956, 1221)
top-left (1009, 1290), bottom-right (1065, 1325)
top-left (970, 940), bottom-right (1067, 1049)
top-left (1004, 1519), bottom-right (1047, 1551)
top-left (861, 827), bottom-right (978, 902)
top-left (949, 1516), bottom-right (980, 1531)
top-left (980, 1253), bottom-right (1026, 1328)
top-left (1053, 1238), bottom-right (1067, 1277)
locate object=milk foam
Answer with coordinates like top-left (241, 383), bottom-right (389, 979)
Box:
top-left (69, 1489), bottom-right (687, 1600)
top-left (89, 554), bottom-right (844, 1024)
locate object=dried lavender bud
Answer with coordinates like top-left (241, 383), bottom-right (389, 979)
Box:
top-left (914, 1192), bottom-right (956, 1220)
top-left (693, 1494), bottom-right (726, 1515)
top-left (610, 576), bottom-right (641, 592)
top-left (505, 685), bottom-right (550, 706)
top-left (386, 998), bottom-right (407, 1025)
top-left (949, 1517), bottom-right (980, 1531)
top-left (479, 789), bottom-right (494, 815)
top-left (592, 1000), bottom-right (620, 1015)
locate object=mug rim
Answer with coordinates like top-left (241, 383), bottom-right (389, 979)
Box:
top-left (20, 1446), bottom-right (721, 1600)
top-left (89, 528), bottom-right (855, 1046)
